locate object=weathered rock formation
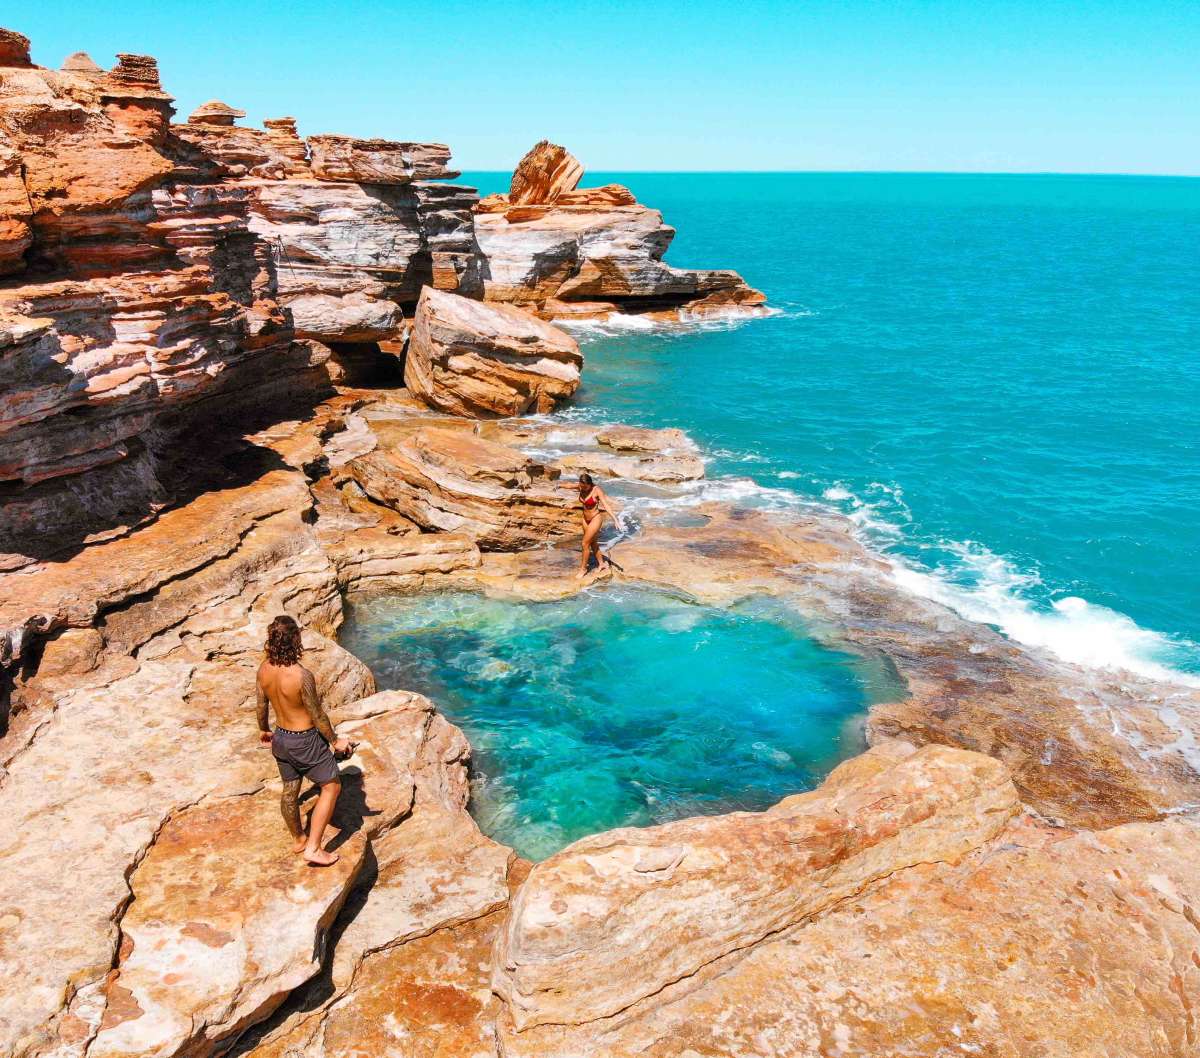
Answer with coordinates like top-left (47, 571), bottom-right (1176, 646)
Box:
top-left (508, 140), bottom-right (584, 205)
top-left (496, 784), bottom-right (1200, 1058)
top-left (0, 33), bottom-right (486, 562)
top-left (347, 425), bottom-right (575, 549)
top-left (405, 286), bottom-right (582, 416)
top-left (474, 140), bottom-right (767, 320)
top-left (495, 742), bottom-right (1018, 1030)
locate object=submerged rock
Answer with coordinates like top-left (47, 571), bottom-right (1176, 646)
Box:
top-left (554, 449), bottom-right (704, 484)
top-left (405, 287), bottom-right (583, 417)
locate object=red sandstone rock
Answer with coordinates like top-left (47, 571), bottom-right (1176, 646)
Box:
top-left (557, 183), bottom-right (637, 207)
top-left (494, 743), bottom-right (1019, 1030)
top-left (508, 139), bottom-right (584, 205)
top-left (405, 287), bottom-right (583, 417)
top-left (347, 425), bottom-right (576, 550)
top-left (307, 135), bottom-right (456, 183)
top-left (60, 51), bottom-right (104, 76)
top-left (0, 27), bottom-right (32, 67)
top-left (187, 98), bottom-right (245, 126)
top-left (0, 28), bottom-right (485, 560)
top-left (0, 132), bottom-right (32, 272)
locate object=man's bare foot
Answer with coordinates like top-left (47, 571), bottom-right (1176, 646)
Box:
top-left (303, 847), bottom-right (339, 867)
top-left (291, 834), bottom-right (308, 854)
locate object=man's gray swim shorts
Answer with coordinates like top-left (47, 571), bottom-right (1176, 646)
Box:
top-left (271, 727), bottom-right (339, 786)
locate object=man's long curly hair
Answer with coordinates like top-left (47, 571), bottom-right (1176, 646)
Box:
top-left (265, 615), bottom-right (303, 666)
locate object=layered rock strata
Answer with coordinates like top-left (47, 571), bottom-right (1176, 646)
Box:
top-left (474, 140), bottom-right (767, 320)
top-left (405, 286), bottom-right (583, 416)
top-left (0, 37), bottom-right (493, 561)
top-left (347, 425), bottom-right (575, 549)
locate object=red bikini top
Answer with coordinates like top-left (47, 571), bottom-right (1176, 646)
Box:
top-left (582, 493), bottom-right (598, 509)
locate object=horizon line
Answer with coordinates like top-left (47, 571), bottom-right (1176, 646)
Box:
top-left (455, 168), bottom-right (1200, 179)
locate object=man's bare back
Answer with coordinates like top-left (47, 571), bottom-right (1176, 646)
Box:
top-left (257, 661), bottom-right (329, 736)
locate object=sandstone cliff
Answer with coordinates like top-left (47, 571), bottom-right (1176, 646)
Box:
top-left (0, 33), bottom-right (764, 563)
top-left (0, 28), bottom-right (485, 564)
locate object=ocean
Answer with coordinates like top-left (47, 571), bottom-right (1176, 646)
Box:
top-left (464, 170), bottom-right (1200, 683)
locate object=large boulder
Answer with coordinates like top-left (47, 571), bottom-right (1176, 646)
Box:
top-left (501, 812), bottom-right (1200, 1058)
top-left (405, 287), bottom-right (583, 417)
top-left (348, 426), bottom-right (576, 550)
top-left (493, 742), bottom-right (1019, 1030)
top-left (508, 140), bottom-right (584, 205)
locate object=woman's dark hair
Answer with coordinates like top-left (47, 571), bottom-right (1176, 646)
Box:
top-left (577, 473), bottom-right (594, 490)
top-left (265, 614), bottom-right (303, 666)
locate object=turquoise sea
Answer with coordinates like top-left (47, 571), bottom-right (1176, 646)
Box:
top-left (466, 171), bottom-right (1200, 682)
top-left (348, 172), bottom-right (1200, 859)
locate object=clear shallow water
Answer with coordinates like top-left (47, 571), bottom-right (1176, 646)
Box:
top-left (341, 590), bottom-right (897, 860)
top-left (463, 171), bottom-right (1200, 682)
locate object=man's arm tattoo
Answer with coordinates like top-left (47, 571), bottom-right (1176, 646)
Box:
top-left (256, 682), bottom-right (271, 733)
top-left (301, 669), bottom-right (336, 742)
top-left (280, 779), bottom-right (303, 838)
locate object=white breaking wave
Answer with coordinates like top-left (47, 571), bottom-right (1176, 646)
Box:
top-left (887, 545), bottom-right (1200, 688)
top-left (633, 469), bottom-right (1200, 688)
top-left (555, 314), bottom-right (659, 337)
top-left (806, 479), bottom-right (1200, 685)
top-left (529, 378), bottom-right (1200, 689)
top-left (625, 475), bottom-right (812, 514)
top-left (553, 305), bottom-right (784, 341)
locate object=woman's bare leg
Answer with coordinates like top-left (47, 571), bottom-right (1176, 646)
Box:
top-left (578, 517), bottom-right (603, 577)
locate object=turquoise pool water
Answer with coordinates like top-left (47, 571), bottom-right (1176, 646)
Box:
top-left (462, 171), bottom-right (1200, 683)
top-left (341, 590), bottom-right (897, 860)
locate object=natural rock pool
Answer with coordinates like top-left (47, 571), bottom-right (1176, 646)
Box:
top-left (341, 589), bottom-right (901, 860)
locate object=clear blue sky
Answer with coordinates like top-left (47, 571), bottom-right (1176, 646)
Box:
top-left (13, 0), bottom-right (1200, 174)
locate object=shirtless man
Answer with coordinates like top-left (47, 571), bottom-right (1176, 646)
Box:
top-left (255, 615), bottom-right (353, 866)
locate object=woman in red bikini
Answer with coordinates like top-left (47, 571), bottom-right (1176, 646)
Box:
top-left (576, 473), bottom-right (619, 578)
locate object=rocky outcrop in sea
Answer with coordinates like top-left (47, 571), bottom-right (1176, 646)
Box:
top-left (2, 25), bottom-right (1198, 1058)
